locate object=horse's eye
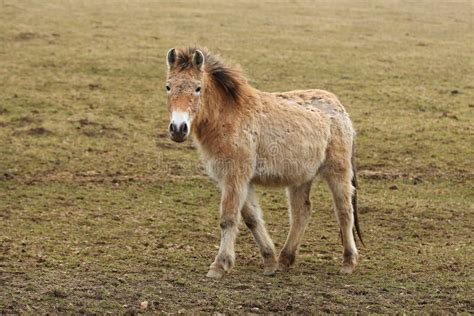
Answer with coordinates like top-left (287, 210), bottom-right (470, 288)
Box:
top-left (195, 86), bottom-right (201, 93)
top-left (166, 85), bottom-right (171, 92)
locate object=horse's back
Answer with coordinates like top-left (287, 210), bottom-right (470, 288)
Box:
top-left (271, 89), bottom-right (347, 115)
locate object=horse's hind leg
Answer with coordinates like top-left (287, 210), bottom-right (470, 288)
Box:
top-left (241, 187), bottom-right (278, 276)
top-left (322, 168), bottom-right (359, 274)
top-left (278, 181), bottom-right (313, 271)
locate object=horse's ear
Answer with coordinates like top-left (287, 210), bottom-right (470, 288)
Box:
top-left (166, 48), bottom-right (176, 69)
top-left (193, 49), bottom-right (205, 71)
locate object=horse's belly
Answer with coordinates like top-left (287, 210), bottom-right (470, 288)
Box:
top-left (251, 174), bottom-right (307, 187)
top-left (251, 157), bottom-right (321, 187)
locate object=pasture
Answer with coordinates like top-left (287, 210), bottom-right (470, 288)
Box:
top-left (1, 0), bottom-right (473, 313)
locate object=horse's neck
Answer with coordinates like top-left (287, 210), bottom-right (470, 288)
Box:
top-left (192, 76), bottom-right (258, 149)
top-left (191, 91), bottom-right (225, 148)
top-left (192, 91), bottom-right (250, 149)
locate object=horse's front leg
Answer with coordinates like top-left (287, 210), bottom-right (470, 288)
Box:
top-left (206, 181), bottom-right (248, 279)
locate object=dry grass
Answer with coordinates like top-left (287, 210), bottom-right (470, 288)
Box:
top-left (1, 0), bottom-right (473, 313)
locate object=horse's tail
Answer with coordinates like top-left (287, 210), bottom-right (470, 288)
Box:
top-left (351, 140), bottom-right (365, 247)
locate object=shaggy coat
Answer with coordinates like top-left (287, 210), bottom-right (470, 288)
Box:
top-left (164, 47), bottom-right (363, 279)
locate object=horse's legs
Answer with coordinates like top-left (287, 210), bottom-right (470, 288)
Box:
top-left (278, 181), bottom-right (313, 271)
top-left (241, 187), bottom-right (277, 275)
top-left (206, 181), bottom-right (248, 279)
top-left (322, 169), bottom-right (359, 274)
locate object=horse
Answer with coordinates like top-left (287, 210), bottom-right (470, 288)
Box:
top-left (163, 47), bottom-right (363, 279)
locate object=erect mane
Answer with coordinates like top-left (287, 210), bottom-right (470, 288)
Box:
top-left (175, 47), bottom-right (251, 104)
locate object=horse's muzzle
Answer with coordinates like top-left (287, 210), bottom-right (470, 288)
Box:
top-left (169, 121), bottom-right (188, 143)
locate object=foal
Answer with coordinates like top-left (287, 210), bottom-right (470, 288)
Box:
top-left (164, 47), bottom-right (363, 279)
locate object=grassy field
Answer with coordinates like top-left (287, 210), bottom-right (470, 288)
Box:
top-left (1, 0), bottom-right (473, 313)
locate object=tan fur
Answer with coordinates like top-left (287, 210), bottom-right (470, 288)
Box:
top-left (165, 47), bottom-right (361, 279)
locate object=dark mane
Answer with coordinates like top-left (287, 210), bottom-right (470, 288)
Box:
top-left (175, 47), bottom-right (251, 103)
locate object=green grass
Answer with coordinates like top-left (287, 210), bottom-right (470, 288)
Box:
top-left (1, 0), bottom-right (473, 313)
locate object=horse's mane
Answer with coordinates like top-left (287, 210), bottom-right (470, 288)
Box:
top-left (175, 47), bottom-right (252, 104)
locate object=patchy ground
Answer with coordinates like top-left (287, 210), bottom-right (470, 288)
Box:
top-left (0, 0), bottom-right (473, 313)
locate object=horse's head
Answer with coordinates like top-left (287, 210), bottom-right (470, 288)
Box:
top-left (165, 48), bottom-right (205, 143)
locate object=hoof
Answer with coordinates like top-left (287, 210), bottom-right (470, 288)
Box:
top-left (206, 253), bottom-right (234, 280)
top-left (277, 251), bottom-right (295, 272)
top-left (339, 263), bottom-right (355, 274)
top-left (206, 267), bottom-right (225, 279)
top-left (263, 255), bottom-right (278, 276)
top-left (277, 262), bottom-right (290, 272)
top-left (340, 251), bottom-right (358, 274)
top-left (263, 264), bottom-right (277, 276)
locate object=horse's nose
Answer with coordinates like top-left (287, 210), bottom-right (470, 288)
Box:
top-left (169, 122), bottom-right (177, 134)
top-left (179, 122), bottom-right (188, 135)
top-left (169, 121), bottom-right (188, 142)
